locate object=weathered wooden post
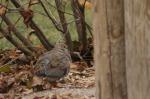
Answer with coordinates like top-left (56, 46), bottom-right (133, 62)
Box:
top-left (93, 0), bottom-right (127, 99)
top-left (125, 0), bottom-right (150, 99)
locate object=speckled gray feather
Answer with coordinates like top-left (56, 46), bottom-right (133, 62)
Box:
top-left (34, 43), bottom-right (71, 82)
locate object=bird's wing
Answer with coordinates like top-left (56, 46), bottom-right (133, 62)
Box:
top-left (35, 69), bottom-right (46, 77)
top-left (45, 67), bottom-right (67, 78)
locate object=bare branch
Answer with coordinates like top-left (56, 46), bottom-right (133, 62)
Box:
top-left (0, 27), bottom-right (33, 56)
top-left (39, 0), bottom-right (63, 33)
top-left (55, 0), bottom-right (73, 51)
top-left (1, 15), bottom-right (37, 53)
top-left (10, 0), bottom-right (53, 50)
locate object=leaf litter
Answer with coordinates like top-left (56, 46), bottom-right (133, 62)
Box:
top-left (0, 49), bottom-right (95, 99)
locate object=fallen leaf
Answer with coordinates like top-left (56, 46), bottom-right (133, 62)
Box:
top-left (78, 0), bottom-right (93, 10)
top-left (32, 76), bottom-right (43, 87)
top-left (32, 76), bottom-right (44, 92)
top-left (0, 64), bottom-right (11, 73)
top-left (0, 5), bottom-right (6, 16)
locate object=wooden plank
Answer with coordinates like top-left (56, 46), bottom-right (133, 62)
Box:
top-left (93, 0), bottom-right (127, 99)
top-left (125, 0), bottom-right (150, 99)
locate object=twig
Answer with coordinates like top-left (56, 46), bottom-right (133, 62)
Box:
top-left (10, 0), bottom-right (53, 50)
top-left (1, 15), bottom-right (37, 53)
top-left (45, 0), bottom-right (74, 16)
top-left (55, 0), bottom-right (73, 51)
top-left (39, 0), bottom-right (63, 32)
top-left (0, 27), bottom-right (33, 56)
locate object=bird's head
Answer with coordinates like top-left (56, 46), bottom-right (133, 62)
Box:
top-left (55, 42), bottom-right (68, 49)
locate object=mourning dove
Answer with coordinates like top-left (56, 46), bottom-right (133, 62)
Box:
top-left (34, 43), bottom-right (71, 82)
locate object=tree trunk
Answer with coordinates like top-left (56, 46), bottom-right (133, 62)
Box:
top-left (71, 0), bottom-right (87, 51)
top-left (93, 0), bottom-right (127, 99)
top-left (55, 0), bottom-right (73, 51)
top-left (125, 0), bottom-right (150, 99)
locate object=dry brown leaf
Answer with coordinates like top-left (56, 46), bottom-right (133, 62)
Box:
top-left (70, 62), bottom-right (88, 71)
top-left (70, 63), bottom-right (78, 69)
top-left (0, 5), bottom-right (6, 16)
top-left (0, 80), bottom-right (8, 93)
top-left (32, 76), bottom-right (43, 87)
top-left (78, 0), bottom-right (93, 9)
top-left (22, 9), bottom-right (34, 27)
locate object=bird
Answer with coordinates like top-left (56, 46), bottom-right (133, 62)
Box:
top-left (34, 43), bottom-right (71, 82)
